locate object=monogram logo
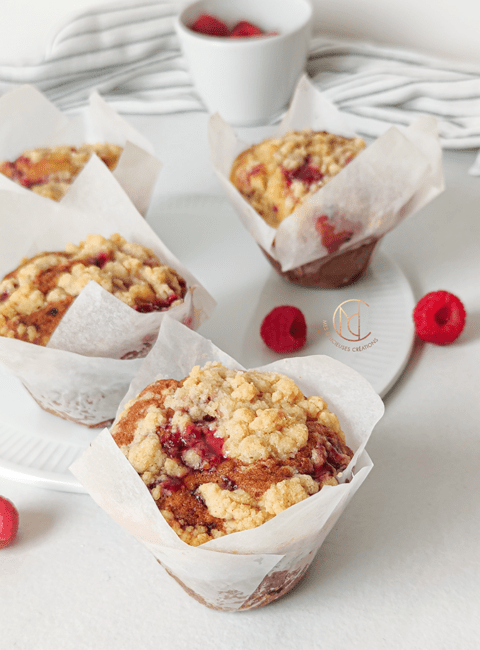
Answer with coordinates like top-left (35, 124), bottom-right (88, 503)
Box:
top-left (323, 299), bottom-right (377, 352)
top-left (332, 299), bottom-right (371, 342)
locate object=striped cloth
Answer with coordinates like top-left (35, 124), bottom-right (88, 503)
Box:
top-left (1, 0), bottom-right (480, 173)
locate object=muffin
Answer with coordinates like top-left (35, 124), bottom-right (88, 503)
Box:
top-left (230, 129), bottom-right (366, 228)
top-left (111, 361), bottom-right (353, 547)
top-left (228, 128), bottom-right (377, 288)
top-left (71, 319), bottom-right (383, 608)
top-left (0, 143), bottom-right (123, 201)
top-left (210, 76), bottom-right (444, 291)
top-left (0, 233), bottom-right (187, 347)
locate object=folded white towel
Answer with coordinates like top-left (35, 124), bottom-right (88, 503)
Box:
top-left (1, 0), bottom-right (480, 173)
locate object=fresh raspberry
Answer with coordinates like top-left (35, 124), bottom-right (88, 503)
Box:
top-left (229, 21), bottom-right (264, 38)
top-left (413, 290), bottom-right (466, 345)
top-left (191, 14), bottom-right (229, 37)
top-left (0, 496), bottom-right (19, 549)
top-left (260, 306), bottom-right (307, 353)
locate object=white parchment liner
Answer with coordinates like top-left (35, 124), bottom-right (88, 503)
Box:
top-left (209, 74), bottom-right (445, 272)
top-left (0, 166), bottom-right (215, 426)
top-left (0, 84), bottom-right (161, 216)
top-left (70, 317), bottom-right (384, 609)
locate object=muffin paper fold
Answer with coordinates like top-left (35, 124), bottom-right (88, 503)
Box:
top-left (0, 84), bottom-right (161, 216)
top-left (0, 164), bottom-right (215, 427)
top-left (71, 317), bottom-right (384, 609)
top-left (209, 74), bottom-right (444, 272)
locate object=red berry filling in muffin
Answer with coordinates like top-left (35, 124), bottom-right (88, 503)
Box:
top-left (0, 143), bottom-right (123, 201)
top-left (230, 129), bottom-right (366, 228)
top-left (112, 362), bottom-right (353, 546)
top-left (0, 233), bottom-right (187, 346)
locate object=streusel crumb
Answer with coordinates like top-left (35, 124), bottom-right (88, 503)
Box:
top-left (112, 362), bottom-right (353, 546)
top-left (0, 143), bottom-right (123, 201)
top-left (0, 233), bottom-right (187, 346)
top-left (230, 129), bottom-right (366, 227)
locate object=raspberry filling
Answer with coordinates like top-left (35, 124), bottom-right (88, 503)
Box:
top-left (6, 162), bottom-right (42, 188)
top-left (0, 235), bottom-right (187, 346)
top-left (160, 477), bottom-right (183, 496)
top-left (153, 419), bottom-right (352, 536)
top-left (11, 155), bottom-right (64, 187)
top-left (133, 294), bottom-right (179, 312)
top-left (112, 370), bottom-right (354, 546)
top-left (162, 421), bottom-right (225, 467)
top-left (315, 215), bottom-right (353, 254)
top-left (89, 251), bottom-right (112, 268)
top-left (311, 428), bottom-right (353, 483)
top-left (283, 157), bottom-right (323, 187)
top-left (247, 163), bottom-right (265, 184)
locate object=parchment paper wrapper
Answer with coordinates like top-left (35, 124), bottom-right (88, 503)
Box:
top-left (209, 74), bottom-right (445, 287)
top-left (70, 316), bottom-right (384, 609)
top-left (0, 84), bottom-right (161, 216)
top-left (0, 167), bottom-right (216, 427)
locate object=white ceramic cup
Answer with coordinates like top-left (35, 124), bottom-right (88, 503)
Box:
top-left (175, 0), bottom-right (313, 126)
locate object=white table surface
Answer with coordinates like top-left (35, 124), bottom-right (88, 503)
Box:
top-left (1, 109), bottom-right (479, 650)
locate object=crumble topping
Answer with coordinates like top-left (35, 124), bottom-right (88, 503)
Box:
top-left (230, 129), bottom-right (366, 228)
top-left (112, 362), bottom-right (353, 546)
top-left (0, 233), bottom-right (187, 346)
top-left (0, 143), bottom-right (123, 201)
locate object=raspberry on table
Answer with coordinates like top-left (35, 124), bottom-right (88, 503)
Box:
top-left (0, 496), bottom-right (19, 549)
top-left (260, 305), bottom-right (307, 353)
top-left (413, 290), bottom-right (466, 345)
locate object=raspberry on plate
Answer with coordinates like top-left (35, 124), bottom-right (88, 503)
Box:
top-left (260, 305), bottom-right (307, 353)
top-left (0, 496), bottom-right (19, 549)
top-left (413, 290), bottom-right (466, 345)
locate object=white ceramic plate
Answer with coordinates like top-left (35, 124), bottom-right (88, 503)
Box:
top-left (0, 368), bottom-right (97, 492)
top-left (0, 194), bottom-right (415, 493)
top-left (152, 193), bottom-right (416, 396)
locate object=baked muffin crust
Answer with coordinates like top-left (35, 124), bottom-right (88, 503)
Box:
top-left (0, 233), bottom-right (187, 346)
top-left (230, 129), bottom-right (366, 227)
top-left (0, 143), bottom-right (123, 201)
top-left (112, 362), bottom-right (354, 546)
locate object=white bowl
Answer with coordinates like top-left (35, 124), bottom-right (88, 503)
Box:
top-left (175, 0), bottom-right (313, 126)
